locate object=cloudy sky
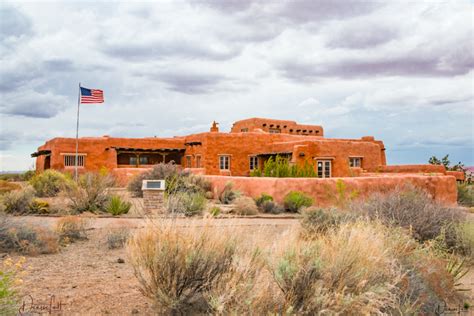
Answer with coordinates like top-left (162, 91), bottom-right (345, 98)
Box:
top-left (0, 0), bottom-right (473, 171)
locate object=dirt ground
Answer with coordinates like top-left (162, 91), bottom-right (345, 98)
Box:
top-left (7, 217), bottom-right (298, 315)
top-left (4, 215), bottom-right (473, 315)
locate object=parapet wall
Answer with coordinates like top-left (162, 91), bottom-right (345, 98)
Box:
top-left (377, 164), bottom-right (446, 174)
top-left (204, 174), bottom-right (458, 206)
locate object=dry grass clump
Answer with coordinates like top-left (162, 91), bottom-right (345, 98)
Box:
top-left (350, 186), bottom-right (465, 248)
top-left (127, 220), bottom-right (265, 314)
top-left (300, 207), bottom-right (357, 237)
top-left (55, 216), bottom-right (88, 244)
top-left (0, 214), bottom-right (59, 255)
top-left (0, 187), bottom-right (35, 215)
top-left (165, 192), bottom-right (207, 216)
top-left (218, 182), bottom-right (239, 204)
top-left (0, 180), bottom-right (21, 195)
top-left (29, 170), bottom-right (72, 197)
top-left (63, 172), bottom-right (114, 213)
top-left (233, 196), bottom-right (258, 216)
top-left (106, 227), bottom-right (130, 249)
top-left (128, 218), bottom-right (466, 314)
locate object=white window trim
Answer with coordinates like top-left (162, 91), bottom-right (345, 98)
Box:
top-left (316, 159), bottom-right (332, 178)
top-left (219, 155), bottom-right (231, 170)
top-left (249, 156), bottom-right (258, 170)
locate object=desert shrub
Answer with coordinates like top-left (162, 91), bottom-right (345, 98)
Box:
top-left (260, 201), bottom-right (285, 214)
top-left (55, 216), bottom-right (88, 244)
top-left (29, 170), bottom-right (71, 197)
top-left (29, 199), bottom-right (50, 214)
top-left (106, 228), bottom-right (130, 249)
top-left (209, 206), bottom-right (221, 217)
top-left (218, 182), bottom-right (239, 204)
top-left (233, 196), bottom-right (258, 216)
top-left (457, 183), bottom-right (474, 207)
top-left (166, 192), bottom-right (207, 216)
top-left (127, 163), bottom-right (183, 197)
top-left (64, 172), bottom-right (114, 213)
top-left (0, 187), bottom-right (35, 215)
top-left (252, 155), bottom-right (317, 178)
top-left (283, 191), bottom-right (313, 213)
top-left (351, 186), bottom-right (466, 250)
top-left (0, 215), bottom-right (59, 255)
top-left (0, 256), bottom-right (26, 315)
top-left (106, 195), bottom-right (131, 216)
top-left (0, 181), bottom-right (21, 195)
top-left (300, 207), bottom-right (357, 236)
top-left (255, 193), bottom-right (273, 207)
top-left (326, 179), bottom-right (359, 210)
top-left (268, 222), bottom-right (402, 314)
top-left (127, 221), bottom-right (239, 314)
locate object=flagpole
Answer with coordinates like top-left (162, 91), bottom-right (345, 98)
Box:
top-left (75, 83), bottom-right (81, 182)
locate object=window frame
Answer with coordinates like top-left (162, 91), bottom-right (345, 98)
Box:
top-left (249, 156), bottom-right (258, 170)
top-left (196, 155), bottom-right (202, 168)
top-left (316, 160), bottom-right (332, 178)
top-left (349, 157), bottom-right (362, 168)
top-left (219, 155), bottom-right (230, 170)
top-left (62, 154), bottom-right (86, 167)
top-left (185, 155), bottom-right (192, 168)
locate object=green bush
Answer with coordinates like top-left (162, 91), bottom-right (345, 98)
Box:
top-left (300, 207), bottom-right (356, 236)
top-left (209, 206), bottom-right (221, 217)
top-left (106, 195), bottom-right (131, 216)
top-left (457, 183), bottom-right (474, 207)
top-left (166, 192), bottom-right (207, 216)
top-left (0, 188), bottom-right (35, 215)
top-left (251, 155), bottom-right (317, 178)
top-left (218, 182), bottom-right (239, 204)
top-left (284, 191), bottom-right (313, 213)
top-left (127, 163), bottom-right (185, 197)
top-left (29, 199), bottom-right (50, 214)
top-left (233, 196), bottom-right (258, 215)
top-left (260, 201), bottom-right (284, 214)
top-left (64, 172), bottom-right (114, 213)
top-left (351, 186), bottom-right (466, 253)
top-left (255, 193), bottom-right (273, 207)
top-left (0, 256), bottom-right (26, 315)
top-left (29, 170), bottom-right (71, 197)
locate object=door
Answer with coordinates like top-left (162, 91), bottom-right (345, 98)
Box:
top-left (316, 160), bottom-right (331, 178)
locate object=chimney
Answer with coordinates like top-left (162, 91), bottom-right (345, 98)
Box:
top-left (210, 121), bottom-right (219, 132)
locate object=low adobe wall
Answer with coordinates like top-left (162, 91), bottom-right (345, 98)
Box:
top-left (112, 168), bottom-right (150, 186)
top-left (204, 174), bottom-right (457, 206)
top-left (377, 164), bottom-right (446, 174)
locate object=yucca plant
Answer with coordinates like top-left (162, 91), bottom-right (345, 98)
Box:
top-left (106, 195), bottom-right (131, 216)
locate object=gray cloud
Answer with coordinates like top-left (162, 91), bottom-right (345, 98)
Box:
top-left (102, 39), bottom-right (240, 62)
top-left (279, 0), bottom-right (382, 23)
top-left (142, 71), bottom-right (228, 94)
top-left (0, 5), bottom-right (32, 40)
top-left (43, 59), bottom-right (75, 72)
top-left (1, 91), bottom-right (68, 118)
top-left (326, 24), bottom-right (398, 49)
top-left (280, 54), bottom-right (474, 80)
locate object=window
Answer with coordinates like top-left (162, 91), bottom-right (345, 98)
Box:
top-left (219, 155), bottom-right (230, 170)
top-left (64, 154), bottom-right (85, 167)
top-left (196, 155), bottom-right (202, 168)
top-left (186, 156), bottom-right (192, 168)
top-left (269, 128), bottom-right (281, 134)
top-left (249, 156), bottom-right (258, 170)
top-left (139, 156), bottom-right (149, 165)
top-left (349, 157), bottom-right (362, 168)
top-left (241, 128), bottom-right (249, 132)
top-left (316, 160), bottom-right (331, 178)
top-left (130, 156), bottom-right (137, 166)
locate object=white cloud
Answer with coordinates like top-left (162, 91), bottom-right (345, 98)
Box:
top-left (0, 0), bottom-right (473, 170)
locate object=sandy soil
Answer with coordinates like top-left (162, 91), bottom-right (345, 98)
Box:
top-left (7, 217), bottom-right (298, 315)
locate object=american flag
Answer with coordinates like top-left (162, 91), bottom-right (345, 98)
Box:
top-left (80, 87), bottom-right (104, 104)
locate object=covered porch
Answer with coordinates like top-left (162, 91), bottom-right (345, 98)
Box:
top-left (113, 147), bottom-right (185, 168)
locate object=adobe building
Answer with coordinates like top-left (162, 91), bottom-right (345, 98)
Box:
top-left (32, 117), bottom-right (458, 182)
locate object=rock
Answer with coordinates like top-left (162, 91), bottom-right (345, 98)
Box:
top-left (117, 258), bottom-right (125, 264)
top-left (131, 308), bottom-right (139, 314)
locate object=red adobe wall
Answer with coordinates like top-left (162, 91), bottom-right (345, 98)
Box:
top-left (377, 164), bottom-right (446, 174)
top-left (205, 174), bottom-right (458, 206)
top-left (230, 118), bottom-right (324, 136)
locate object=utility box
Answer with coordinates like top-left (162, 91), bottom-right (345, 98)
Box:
top-left (142, 180), bottom-right (166, 214)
